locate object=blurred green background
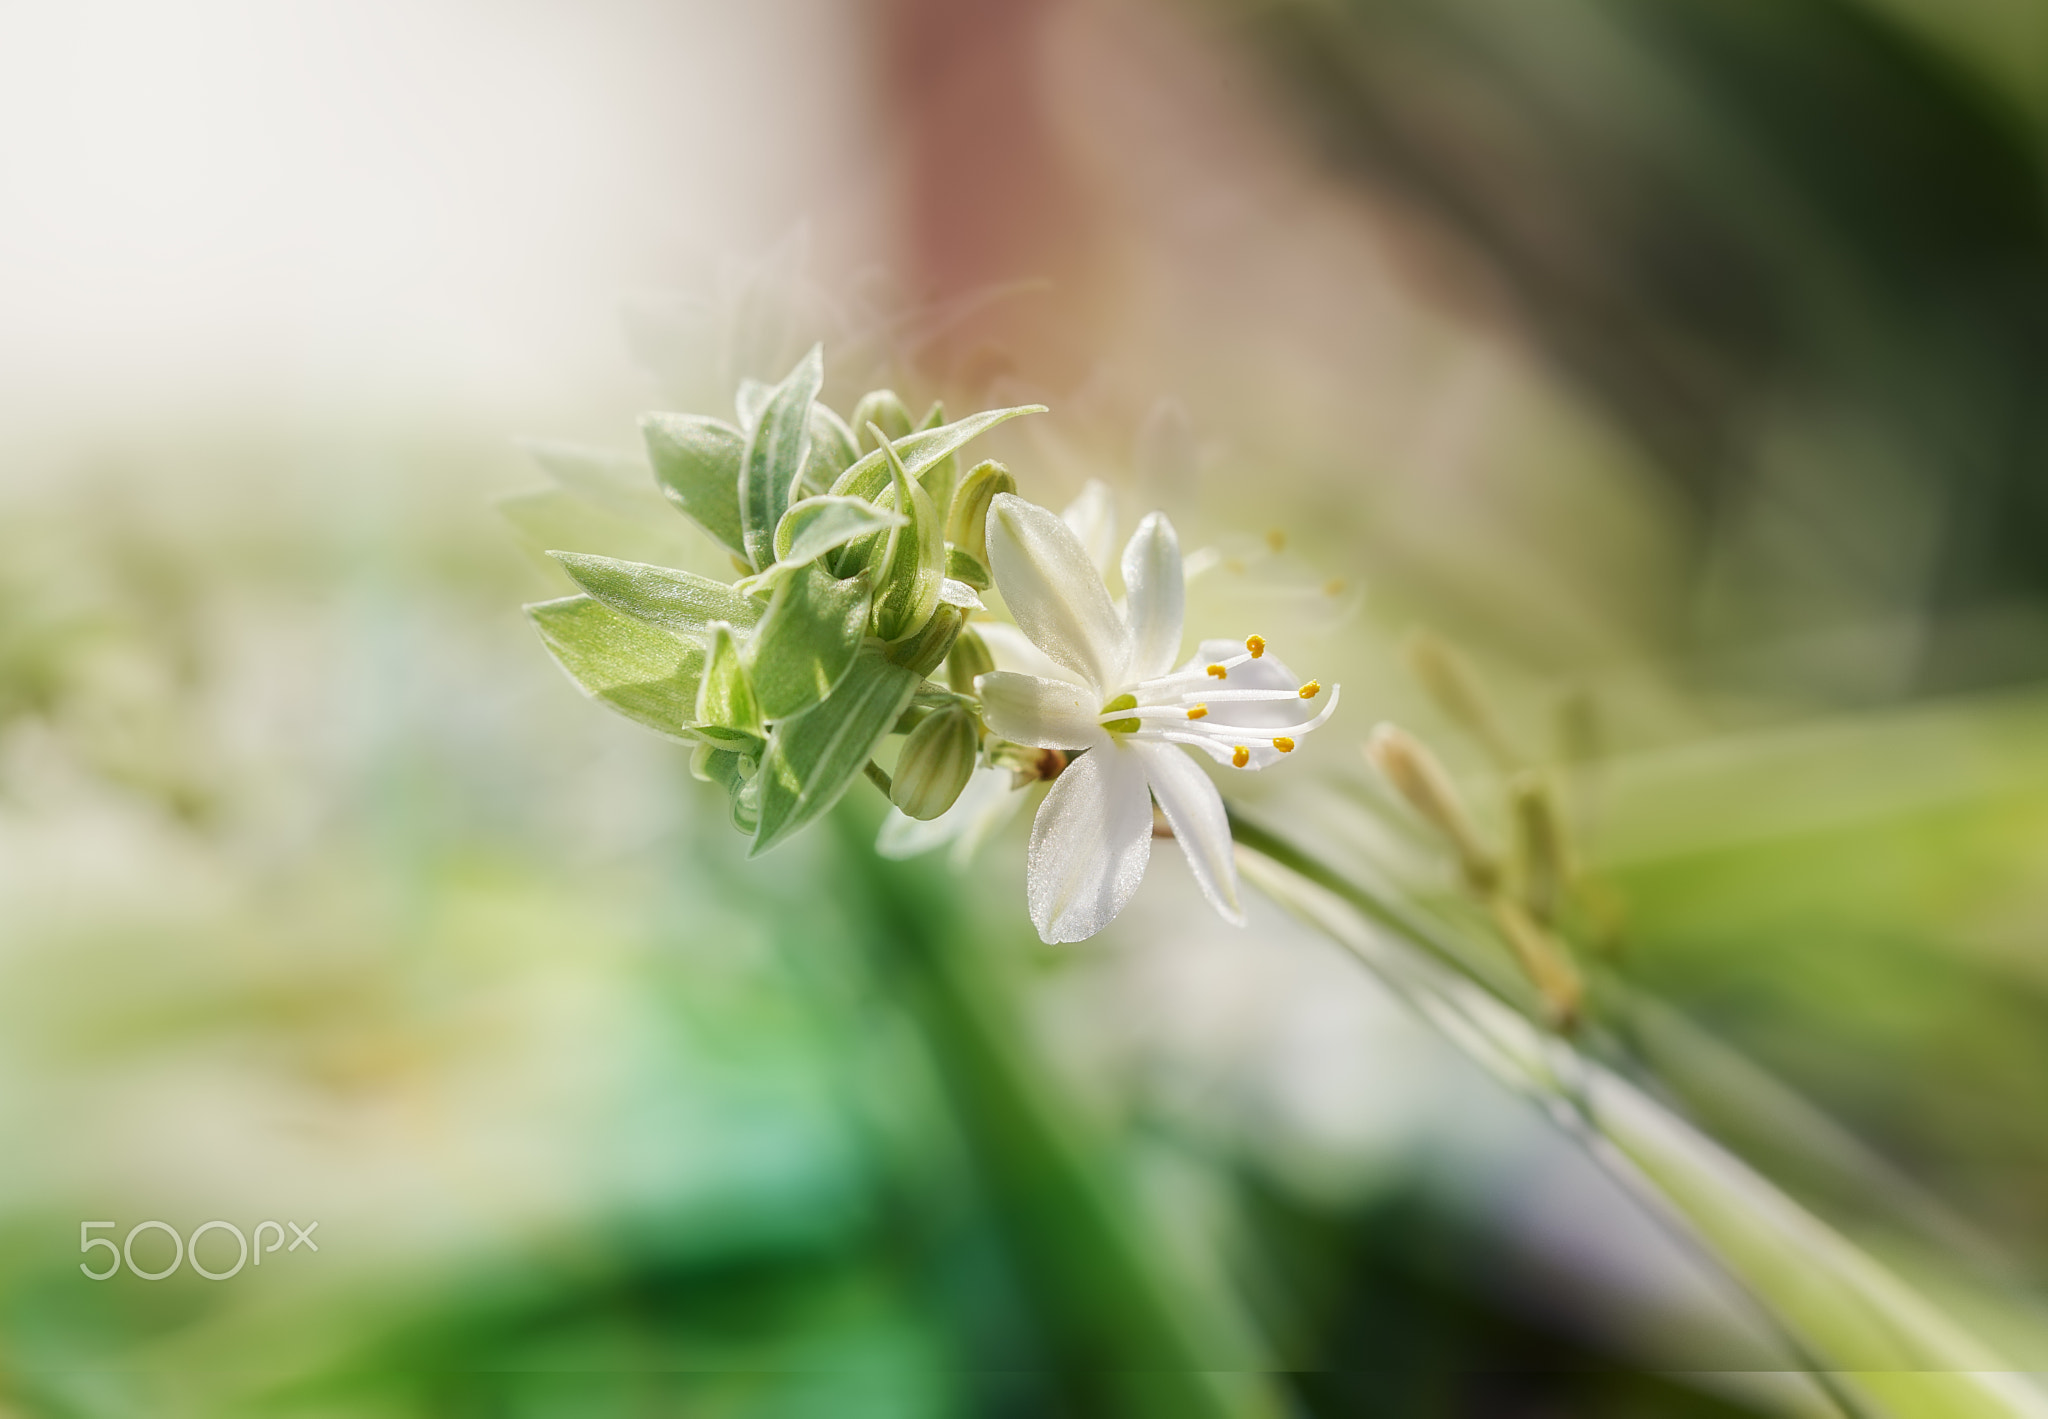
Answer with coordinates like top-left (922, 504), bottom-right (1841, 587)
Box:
top-left (2, 0), bottom-right (2045, 1414)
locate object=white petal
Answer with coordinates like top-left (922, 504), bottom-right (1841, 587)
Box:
top-left (978, 671), bottom-right (1110, 751)
top-left (1120, 512), bottom-right (1185, 682)
top-left (1061, 479), bottom-right (1118, 574)
top-left (1027, 745), bottom-right (1153, 943)
top-left (1132, 740), bottom-right (1243, 925)
top-left (946, 767), bottom-right (1030, 870)
top-left (973, 620), bottom-right (1079, 683)
top-left (988, 494), bottom-right (1132, 695)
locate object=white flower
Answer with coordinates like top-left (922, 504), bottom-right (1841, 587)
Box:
top-left (979, 493), bottom-right (1340, 943)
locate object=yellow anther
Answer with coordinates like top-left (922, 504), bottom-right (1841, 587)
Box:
top-left (1273, 737), bottom-right (1296, 753)
top-left (1231, 745), bottom-right (1250, 768)
top-left (1265, 529), bottom-right (1287, 553)
top-left (1324, 578), bottom-right (1346, 596)
top-left (1245, 634), bottom-right (1266, 658)
top-left (1298, 679), bottom-right (1321, 698)
top-left (1207, 664), bottom-right (1228, 679)
top-left (1186, 704), bottom-right (1209, 720)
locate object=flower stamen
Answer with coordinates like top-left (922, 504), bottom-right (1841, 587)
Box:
top-left (1273, 737), bottom-right (1295, 752)
top-left (1186, 704), bottom-right (1208, 720)
top-left (1207, 664), bottom-right (1229, 679)
top-left (1245, 634), bottom-right (1265, 659)
top-left (1231, 745), bottom-right (1250, 768)
top-left (1299, 680), bottom-right (1321, 698)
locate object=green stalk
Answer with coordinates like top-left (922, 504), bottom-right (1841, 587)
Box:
top-left (1229, 808), bottom-right (2048, 1419)
top-left (842, 814), bottom-right (1284, 1419)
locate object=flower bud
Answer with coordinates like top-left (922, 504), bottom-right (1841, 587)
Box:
top-left (1365, 723), bottom-right (1498, 892)
top-left (851, 390), bottom-right (913, 451)
top-left (946, 627), bottom-right (995, 696)
top-left (945, 460), bottom-right (1016, 590)
top-left (1555, 686), bottom-right (1600, 766)
top-left (1509, 771), bottom-right (1571, 925)
top-left (890, 601), bottom-right (967, 679)
top-left (1490, 895), bottom-right (1583, 1031)
top-left (891, 704), bottom-right (979, 821)
top-left (1405, 629), bottom-right (1516, 769)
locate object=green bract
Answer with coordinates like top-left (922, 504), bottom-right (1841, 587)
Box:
top-left (527, 346), bottom-right (1043, 853)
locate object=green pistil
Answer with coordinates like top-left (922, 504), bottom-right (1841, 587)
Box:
top-left (1101, 692), bottom-right (1141, 735)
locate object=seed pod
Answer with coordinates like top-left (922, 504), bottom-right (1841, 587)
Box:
top-left (947, 627), bottom-right (995, 696)
top-left (892, 705), bottom-right (979, 820)
top-left (945, 460), bottom-right (1016, 590)
top-left (1365, 723), bottom-right (1498, 893)
top-left (851, 390), bottom-right (913, 451)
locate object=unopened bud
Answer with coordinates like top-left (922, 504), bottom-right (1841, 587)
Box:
top-left (1509, 771), bottom-right (1571, 925)
top-left (1365, 723), bottom-right (1498, 892)
top-left (1556, 687), bottom-right (1600, 765)
top-left (1490, 896), bottom-right (1583, 1031)
top-left (1406, 629), bottom-right (1516, 769)
top-left (945, 460), bottom-right (1016, 590)
top-left (851, 390), bottom-right (913, 450)
top-left (890, 601), bottom-right (967, 679)
top-left (892, 705), bottom-right (979, 820)
top-left (947, 627), bottom-right (995, 696)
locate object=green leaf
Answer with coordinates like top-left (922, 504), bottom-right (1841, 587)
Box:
top-left (528, 595), bottom-right (704, 740)
top-left (548, 551), bottom-right (762, 639)
top-left (913, 401), bottom-right (959, 517)
top-left (745, 564), bottom-right (873, 721)
top-left (1233, 820), bottom-right (2048, 1419)
top-left (497, 488), bottom-right (702, 571)
top-left (736, 378), bottom-right (773, 430)
top-left (772, 495), bottom-right (906, 568)
top-left (827, 405), bottom-right (1046, 505)
top-left (697, 622), bottom-right (762, 735)
top-left (740, 345), bottom-right (824, 572)
top-left (753, 650), bottom-right (920, 855)
top-left (519, 440), bottom-right (670, 523)
top-left (869, 436), bottom-right (946, 643)
top-left (945, 545), bottom-right (990, 590)
top-left (642, 413), bottom-right (747, 561)
top-left (803, 404), bottom-right (859, 495)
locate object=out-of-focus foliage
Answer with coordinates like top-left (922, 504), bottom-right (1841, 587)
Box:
top-left (1227, 0), bottom-right (2048, 697)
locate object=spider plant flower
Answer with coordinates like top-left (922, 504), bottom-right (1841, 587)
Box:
top-left (977, 494), bottom-right (1340, 942)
